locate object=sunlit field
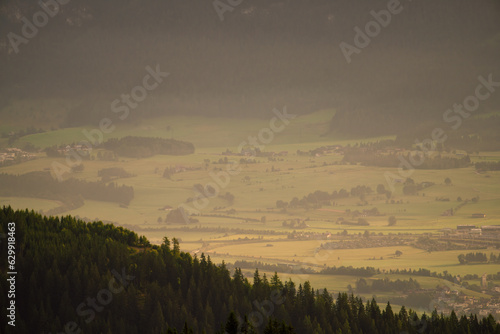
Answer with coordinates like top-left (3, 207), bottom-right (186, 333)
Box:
top-left (3, 112), bottom-right (499, 290)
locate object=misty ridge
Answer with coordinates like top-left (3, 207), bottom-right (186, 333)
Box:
top-left (1, 0), bottom-right (499, 135)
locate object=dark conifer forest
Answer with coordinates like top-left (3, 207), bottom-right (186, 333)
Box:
top-left (1, 207), bottom-right (499, 333)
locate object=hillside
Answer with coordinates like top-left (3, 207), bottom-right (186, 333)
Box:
top-left (1, 207), bottom-right (499, 333)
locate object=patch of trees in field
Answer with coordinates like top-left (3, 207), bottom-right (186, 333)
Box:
top-left (98, 167), bottom-right (134, 181)
top-left (277, 185), bottom-right (376, 209)
top-left (165, 208), bottom-right (198, 224)
top-left (2, 207), bottom-right (499, 333)
top-left (162, 165), bottom-right (203, 179)
top-left (162, 166), bottom-right (175, 179)
top-left (0, 171), bottom-right (134, 211)
top-left (475, 161), bottom-right (500, 171)
top-left (388, 268), bottom-right (455, 283)
top-left (185, 185), bottom-right (236, 206)
top-left (402, 178), bottom-right (435, 195)
top-left (186, 183), bottom-right (226, 203)
top-left (103, 136), bottom-right (194, 158)
top-left (219, 192), bottom-right (235, 205)
top-left (458, 252), bottom-right (500, 264)
top-left (354, 277), bottom-right (420, 293)
top-left (282, 219), bottom-right (308, 229)
top-left (320, 266), bottom-right (379, 277)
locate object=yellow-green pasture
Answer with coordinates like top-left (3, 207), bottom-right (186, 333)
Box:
top-left (1, 112), bottom-right (499, 284)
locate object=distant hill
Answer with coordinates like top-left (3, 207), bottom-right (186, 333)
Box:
top-left (1, 0), bottom-right (499, 133)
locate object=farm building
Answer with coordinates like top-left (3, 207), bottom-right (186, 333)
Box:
top-left (471, 213), bottom-right (486, 218)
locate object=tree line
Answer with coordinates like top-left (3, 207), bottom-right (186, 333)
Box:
top-left (0, 171), bottom-right (134, 207)
top-left (475, 161), bottom-right (500, 172)
top-left (354, 278), bottom-right (421, 293)
top-left (458, 252), bottom-right (500, 264)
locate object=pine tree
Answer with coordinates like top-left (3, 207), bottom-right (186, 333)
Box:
top-left (225, 312), bottom-right (239, 334)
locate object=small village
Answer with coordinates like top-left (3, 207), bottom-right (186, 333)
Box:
top-left (432, 288), bottom-right (500, 320)
top-left (0, 147), bottom-right (37, 166)
top-left (440, 223), bottom-right (500, 244)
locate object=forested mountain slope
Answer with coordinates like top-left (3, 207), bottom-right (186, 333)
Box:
top-left (1, 207), bottom-right (499, 333)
